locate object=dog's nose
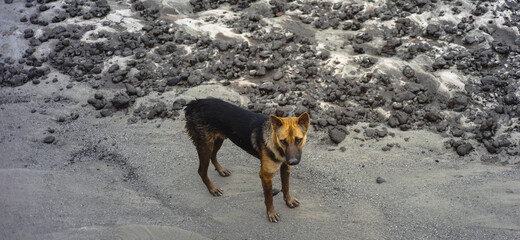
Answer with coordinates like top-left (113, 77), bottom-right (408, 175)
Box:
top-left (287, 158), bottom-right (299, 165)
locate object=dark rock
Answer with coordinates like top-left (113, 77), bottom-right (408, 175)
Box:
top-left (352, 44), bottom-right (365, 54)
top-left (88, 97), bottom-right (106, 110)
top-left (450, 127), bottom-right (464, 137)
top-left (492, 41), bottom-right (510, 54)
top-left (259, 82), bottom-right (276, 93)
top-left (134, 49), bottom-right (147, 59)
top-left (355, 32), bottom-right (373, 43)
top-left (463, 36), bottom-right (477, 45)
top-left (259, 50), bottom-right (272, 58)
top-left (376, 177), bottom-right (386, 184)
top-left (317, 49), bottom-right (330, 60)
top-left (172, 99), bottom-right (186, 110)
top-left (425, 24), bottom-right (443, 38)
top-left (393, 91), bottom-right (416, 102)
top-left (108, 64), bottom-right (120, 73)
top-left (24, 29), bottom-right (34, 39)
top-left (447, 95), bottom-right (469, 111)
top-left (111, 93), bottom-right (131, 109)
top-left (504, 93), bottom-right (518, 105)
top-left (100, 109), bottom-right (113, 117)
top-left (365, 129), bottom-right (376, 138)
top-left (456, 142), bottom-right (473, 156)
top-left (167, 78), bottom-right (180, 86)
top-left (483, 139), bottom-right (497, 153)
top-left (432, 58), bottom-right (447, 70)
top-left (495, 106), bottom-right (505, 114)
top-left (424, 111), bottom-right (442, 123)
top-left (318, 118), bottom-right (328, 127)
top-left (329, 127), bottom-right (347, 144)
top-left (273, 70), bottom-right (283, 81)
top-left (381, 38), bottom-right (401, 55)
top-left (147, 102), bottom-right (167, 119)
top-left (436, 121), bottom-right (448, 132)
top-left (359, 56), bottom-right (377, 68)
top-left (125, 83), bottom-right (137, 95)
top-left (215, 41), bottom-right (228, 51)
top-left (376, 128), bottom-right (388, 138)
top-left (39, 4), bottom-right (49, 12)
top-left (388, 116), bottom-right (400, 128)
top-left (91, 66), bottom-right (102, 74)
top-left (404, 82), bottom-right (424, 93)
top-left (403, 105), bottom-right (414, 114)
top-left (342, 22), bottom-right (353, 30)
top-left (187, 74), bottom-right (202, 85)
top-left (71, 113), bottom-right (79, 120)
top-left (395, 112), bottom-right (409, 125)
top-left (29, 38), bottom-right (42, 47)
top-left (392, 102), bottom-right (403, 110)
top-left (257, 66), bottom-right (267, 76)
top-left (43, 136), bottom-right (55, 144)
top-left (402, 65), bottom-right (415, 78)
top-left (52, 12), bottom-right (67, 23)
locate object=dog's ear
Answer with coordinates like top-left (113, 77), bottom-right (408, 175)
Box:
top-left (297, 112), bottom-right (310, 131)
top-left (269, 115), bottom-right (283, 130)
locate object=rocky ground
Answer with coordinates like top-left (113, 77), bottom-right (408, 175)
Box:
top-left (1, 0), bottom-right (520, 239)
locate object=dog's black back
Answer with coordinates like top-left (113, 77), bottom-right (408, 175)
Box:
top-left (185, 98), bottom-right (267, 158)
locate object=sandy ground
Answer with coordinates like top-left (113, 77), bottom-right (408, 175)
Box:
top-left (1, 79), bottom-right (519, 239)
top-left (1, 0), bottom-right (520, 239)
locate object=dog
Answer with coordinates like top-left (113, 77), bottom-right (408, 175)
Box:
top-left (184, 98), bottom-right (310, 222)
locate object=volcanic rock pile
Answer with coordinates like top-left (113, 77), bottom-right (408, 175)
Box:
top-left (1, 0), bottom-right (519, 158)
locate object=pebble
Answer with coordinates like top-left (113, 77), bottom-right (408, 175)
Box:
top-left (43, 136), bottom-right (55, 144)
top-left (376, 177), bottom-right (386, 184)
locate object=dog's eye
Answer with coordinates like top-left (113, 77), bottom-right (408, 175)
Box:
top-left (295, 137), bottom-right (302, 145)
top-left (280, 139), bottom-right (288, 146)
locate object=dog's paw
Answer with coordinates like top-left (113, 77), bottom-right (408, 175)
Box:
top-left (216, 168), bottom-right (231, 177)
top-left (285, 197), bottom-right (300, 208)
top-left (209, 187), bottom-right (223, 196)
top-left (267, 210), bottom-right (280, 223)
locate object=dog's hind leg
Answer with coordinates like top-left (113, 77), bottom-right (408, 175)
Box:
top-left (211, 137), bottom-right (231, 177)
top-left (197, 141), bottom-right (223, 196)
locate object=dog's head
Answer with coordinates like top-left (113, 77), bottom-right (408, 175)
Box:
top-left (269, 112), bottom-right (310, 166)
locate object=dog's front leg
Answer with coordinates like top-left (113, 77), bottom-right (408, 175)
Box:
top-left (260, 158), bottom-right (282, 222)
top-left (260, 171), bottom-right (278, 222)
top-left (281, 163), bottom-right (300, 208)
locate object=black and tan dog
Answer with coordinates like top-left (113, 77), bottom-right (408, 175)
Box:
top-left (184, 98), bottom-right (310, 222)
